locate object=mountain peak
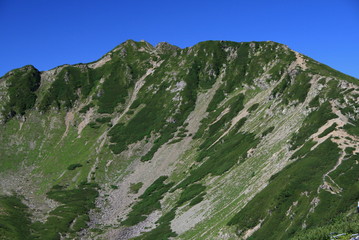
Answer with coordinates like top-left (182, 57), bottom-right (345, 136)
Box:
top-left (155, 42), bottom-right (180, 54)
top-left (2, 65), bottom-right (39, 78)
top-left (0, 40), bottom-right (358, 240)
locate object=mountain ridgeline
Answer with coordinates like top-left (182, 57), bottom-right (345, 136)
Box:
top-left (0, 40), bottom-right (358, 240)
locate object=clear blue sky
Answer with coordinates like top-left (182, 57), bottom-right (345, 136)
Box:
top-left (1, 0), bottom-right (358, 78)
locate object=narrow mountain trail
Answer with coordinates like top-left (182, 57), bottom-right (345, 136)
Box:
top-left (174, 65), bottom-right (317, 239)
top-left (319, 129), bottom-right (359, 194)
top-left (310, 101), bottom-right (359, 194)
top-left (318, 151), bottom-right (345, 194)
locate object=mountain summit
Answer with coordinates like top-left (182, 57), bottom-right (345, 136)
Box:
top-left (0, 40), bottom-right (358, 240)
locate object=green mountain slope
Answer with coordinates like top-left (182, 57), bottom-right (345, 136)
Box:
top-left (0, 40), bottom-right (358, 240)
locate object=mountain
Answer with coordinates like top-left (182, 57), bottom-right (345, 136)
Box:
top-left (0, 40), bottom-right (358, 240)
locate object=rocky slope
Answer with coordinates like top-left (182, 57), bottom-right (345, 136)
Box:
top-left (0, 40), bottom-right (358, 240)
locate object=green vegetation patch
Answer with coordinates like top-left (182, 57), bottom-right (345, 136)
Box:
top-left (88, 122), bottom-right (100, 129)
top-left (177, 183), bottom-right (206, 206)
top-left (32, 182), bottom-right (99, 239)
top-left (129, 182), bottom-right (143, 194)
top-left (207, 89), bottom-right (226, 112)
top-left (67, 163), bottom-right (83, 170)
top-left (228, 140), bottom-right (346, 240)
top-left (133, 208), bottom-right (177, 240)
top-left (325, 79), bottom-right (341, 100)
top-left (271, 75), bottom-right (290, 98)
top-left (283, 71), bottom-right (311, 104)
top-left (0, 196), bottom-right (32, 240)
top-left (95, 63), bottom-right (130, 114)
top-left (262, 126), bottom-right (275, 137)
top-left (40, 66), bottom-right (96, 111)
top-left (178, 131), bottom-right (259, 189)
top-left (292, 213), bottom-right (359, 240)
top-left (345, 147), bottom-right (355, 156)
top-left (318, 122), bottom-right (337, 138)
top-left (94, 42), bottom-right (155, 114)
top-left (71, 214), bottom-right (90, 232)
top-left (132, 182), bottom-right (206, 239)
top-left (290, 102), bottom-right (336, 149)
top-left (290, 140), bottom-right (316, 160)
top-left (122, 176), bottom-right (174, 226)
top-left (39, 42), bottom-right (155, 113)
top-left (198, 94), bottom-right (246, 149)
top-left (192, 41), bottom-right (228, 89)
top-left (95, 117), bottom-right (112, 124)
top-left (248, 103), bottom-right (259, 112)
top-left (0, 182), bottom-right (98, 240)
top-left (344, 120), bottom-right (359, 137)
top-left (2, 66), bottom-right (41, 119)
top-left (109, 62), bottom-right (200, 160)
top-left (79, 102), bottom-right (94, 113)
top-left (221, 41), bottom-right (295, 88)
top-left (291, 153), bottom-right (359, 239)
top-left (189, 194), bottom-right (205, 206)
top-left (308, 95), bottom-right (320, 108)
top-left (271, 71), bottom-right (313, 105)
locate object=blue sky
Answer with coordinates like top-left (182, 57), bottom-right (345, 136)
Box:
top-left (0, 0), bottom-right (358, 78)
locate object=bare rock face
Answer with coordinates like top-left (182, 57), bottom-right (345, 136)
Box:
top-left (155, 42), bottom-right (180, 54)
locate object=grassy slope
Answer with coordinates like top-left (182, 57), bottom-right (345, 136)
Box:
top-left (0, 40), bottom-right (358, 240)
